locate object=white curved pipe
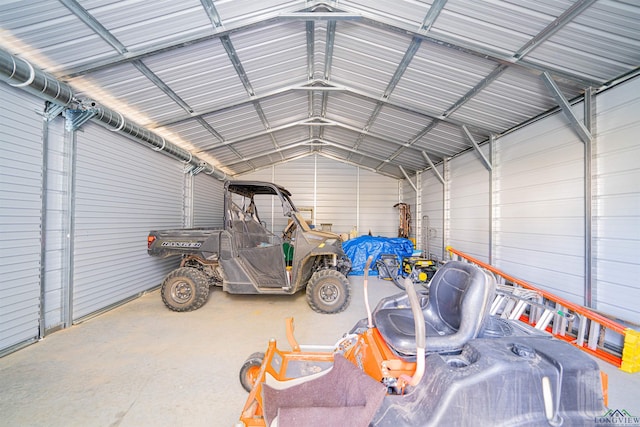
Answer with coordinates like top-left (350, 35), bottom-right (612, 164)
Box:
top-left (399, 277), bottom-right (426, 387)
top-left (363, 256), bottom-right (374, 328)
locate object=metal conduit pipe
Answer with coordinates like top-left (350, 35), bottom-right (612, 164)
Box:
top-left (0, 49), bottom-right (75, 107)
top-left (0, 47), bottom-right (226, 180)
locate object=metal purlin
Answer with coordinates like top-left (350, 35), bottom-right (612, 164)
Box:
top-left (0, 47), bottom-right (226, 179)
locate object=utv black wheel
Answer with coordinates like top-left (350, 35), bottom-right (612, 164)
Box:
top-left (161, 267), bottom-right (210, 312)
top-left (239, 352), bottom-right (265, 392)
top-left (306, 269), bottom-right (351, 314)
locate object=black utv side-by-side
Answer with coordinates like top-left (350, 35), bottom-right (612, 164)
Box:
top-left (147, 180), bottom-right (352, 313)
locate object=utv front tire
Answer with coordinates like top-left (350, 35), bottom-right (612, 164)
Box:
top-left (239, 352), bottom-right (265, 392)
top-left (306, 269), bottom-right (351, 314)
top-left (161, 267), bottom-right (210, 312)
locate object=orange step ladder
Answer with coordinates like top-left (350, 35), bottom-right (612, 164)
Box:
top-left (446, 246), bottom-right (640, 373)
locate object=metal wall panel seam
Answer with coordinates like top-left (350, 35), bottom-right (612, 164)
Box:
top-left (63, 126), bottom-right (77, 327)
top-left (38, 103), bottom-right (49, 339)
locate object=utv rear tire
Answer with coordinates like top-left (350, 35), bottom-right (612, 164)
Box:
top-left (161, 267), bottom-right (210, 312)
top-left (306, 269), bottom-right (351, 314)
top-left (239, 352), bottom-right (265, 392)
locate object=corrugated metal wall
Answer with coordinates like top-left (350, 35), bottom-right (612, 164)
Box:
top-left (415, 76), bottom-right (640, 323)
top-left (359, 167), bottom-right (399, 238)
top-left (448, 146), bottom-right (491, 263)
top-left (495, 110), bottom-right (586, 303)
top-left (239, 155), bottom-right (400, 238)
top-left (0, 85), bottom-right (43, 353)
top-left (421, 165), bottom-right (445, 260)
top-left (401, 173), bottom-right (417, 244)
top-left (42, 116), bottom-right (67, 332)
top-left (315, 156), bottom-right (357, 236)
top-left (72, 123), bottom-right (184, 320)
top-left (595, 77), bottom-right (640, 322)
top-left (274, 156), bottom-right (321, 233)
top-left (193, 174), bottom-right (225, 228)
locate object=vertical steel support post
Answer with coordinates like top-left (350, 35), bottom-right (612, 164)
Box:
top-left (183, 172), bottom-right (194, 228)
top-left (584, 87), bottom-right (596, 308)
top-left (38, 105), bottom-right (49, 339)
top-left (489, 134), bottom-right (495, 264)
top-left (443, 158), bottom-right (450, 259)
top-left (62, 124), bottom-right (77, 327)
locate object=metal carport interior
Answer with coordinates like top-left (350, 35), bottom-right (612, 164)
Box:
top-left (1, 0), bottom-right (639, 179)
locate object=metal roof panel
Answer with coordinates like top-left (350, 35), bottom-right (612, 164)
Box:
top-left (0, 1), bottom-right (115, 72)
top-left (525, 1), bottom-right (640, 82)
top-left (330, 21), bottom-right (413, 97)
top-left (231, 21), bottom-right (309, 94)
top-left (202, 103), bottom-right (264, 141)
top-left (82, 0), bottom-right (213, 51)
top-left (142, 39), bottom-right (249, 112)
top-left (1, 0), bottom-right (638, 179)
top-left (391, 41), bottom-right (497, 115)
top-left (429, 0), bottom-right (572, 56)
top-left (259, 92), bottom-right (310, 129)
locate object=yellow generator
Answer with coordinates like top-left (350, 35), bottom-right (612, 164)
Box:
top-left (402, 256), bottom-right (437, 283)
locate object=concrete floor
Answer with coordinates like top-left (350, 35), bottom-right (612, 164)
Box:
top-left (1, 276), bottom-right (639, 427)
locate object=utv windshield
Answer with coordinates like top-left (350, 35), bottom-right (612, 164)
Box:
top-left (226, 181), bottom-right (301, 236)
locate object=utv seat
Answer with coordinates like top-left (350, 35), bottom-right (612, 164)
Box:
top-left (373, 261), bottom-right (496, 357)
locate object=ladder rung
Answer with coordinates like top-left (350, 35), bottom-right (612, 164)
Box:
top-left (509, 300), bottom-right (529, 320)
top-left (536, 310), bottom-right (554, 331)
top-left (588, 321), bottom-right (601, 351)
top-left (490, 295), bottom-right (506, 315)
top-left (576, 316), bottom-right (587, 346)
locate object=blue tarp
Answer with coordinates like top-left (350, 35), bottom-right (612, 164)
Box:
top-left (343, 235), bottom-right (414, 276)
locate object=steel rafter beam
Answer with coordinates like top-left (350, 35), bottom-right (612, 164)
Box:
top-left (348, 36), bottom-right (422, 160)
top-left (319, 19), bottom-right (337, 141)
top-left (199, 0), bottom-right (223, 29)
top-left (223, 140), bottom-right (311, 167)
top-left (199, 116), bottom-right (427, 155)
top-left (59, 1), bottom-right (600, 88)
top-left (219, 35), bottom-right (283, 157)
top-left (462, 125), bottom-right (492, 171)
top-left (278, 12), bottom-right (361, 20)
top-left (195, 117), bottom-right (224, 144)
top-left (131, 60), bottom-right (195, 114)
top-left (319, 151), bottom-right (400, 179)
top-left (220, 35), bottom-right (254, 98)
top-left (399, 165), bottom-right (417, 191)
top-left (513, 0), bottom-right (598, 60)
top-left (59, 0), bottom-right (128, 55)
top-left (541, 72), bottom-right (592, 144)
top-left (442, 64), bottom-right (509, 119)
top-left (200, 0), bottom-right (260, 164)
top-left (305, 20), bottom-right (316, 144)
top-left (153, 80), bottom-right (492, 135)
top-left (421, 151), bottom-right (445, 185)
top-left (420, 0), bottom-right (448, 32)
top-left (222, 136), bottom-right (400, 171)
top-left (374, 120), bottom-right (440, 171)
top-left (198, 119), bottom-right (307, 152)
top-left (346, 11), bottom-right (602, 87)
top-left (230, 151), bottom-right (316, 177)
